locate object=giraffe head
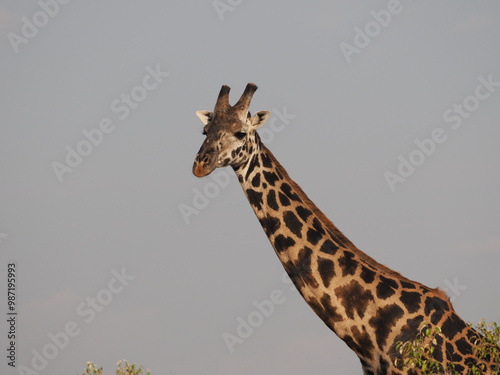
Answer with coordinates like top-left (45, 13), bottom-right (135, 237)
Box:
top-left (193, 83), bottom-right (270, 177)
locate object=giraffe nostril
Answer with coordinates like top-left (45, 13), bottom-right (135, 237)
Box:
top-left (202, 153), bottom-right (211, 164)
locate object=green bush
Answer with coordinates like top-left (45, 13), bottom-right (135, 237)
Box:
top-left (83, 360), bottom-right (152, 375)
top-left (394, 320), bottom-right (500, 375)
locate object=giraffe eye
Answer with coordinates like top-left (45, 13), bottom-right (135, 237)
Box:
top-left (235, 132), bottom-right (247, 140)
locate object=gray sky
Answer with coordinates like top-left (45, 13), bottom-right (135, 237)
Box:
top-left (1, 1), bottom-right (499, 374)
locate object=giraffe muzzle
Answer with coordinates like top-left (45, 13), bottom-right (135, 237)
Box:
top-left (193, 152), bottom-right (217, 177)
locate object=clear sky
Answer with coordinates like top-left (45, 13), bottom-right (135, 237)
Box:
top-left (1, 1), bottom-right (499, 374)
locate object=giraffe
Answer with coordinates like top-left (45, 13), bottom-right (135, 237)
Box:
top-left (192, 83), bottom-right (498, 375)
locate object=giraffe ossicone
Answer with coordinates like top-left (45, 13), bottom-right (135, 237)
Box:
top-left (192, 83), bottom-right (498, 375)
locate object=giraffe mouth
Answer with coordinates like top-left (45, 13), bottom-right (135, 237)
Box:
top-left (193, 162), bottom-right (215, 177)
top-left (192, 152), bottom-right (217, 177)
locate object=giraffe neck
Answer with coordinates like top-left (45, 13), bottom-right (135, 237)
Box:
top-left (233, 136), bottom-right (406, 272)
top-left (233, 138), bottom-right (404, 329)
top-left (233, 135), bottom-right (410, 287)
top-left (231, 137), bottom-right (494, 374)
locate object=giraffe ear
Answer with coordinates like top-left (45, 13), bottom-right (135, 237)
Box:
top-left (195, 110), bottom-right (213, 125)
top-left (250, 110), bottom-right (270, 130)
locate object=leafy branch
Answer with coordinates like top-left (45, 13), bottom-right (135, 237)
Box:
top-left (83, 360), bottom-right (152, 375)
top-left (394, 320), bottom-right (500, 375)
